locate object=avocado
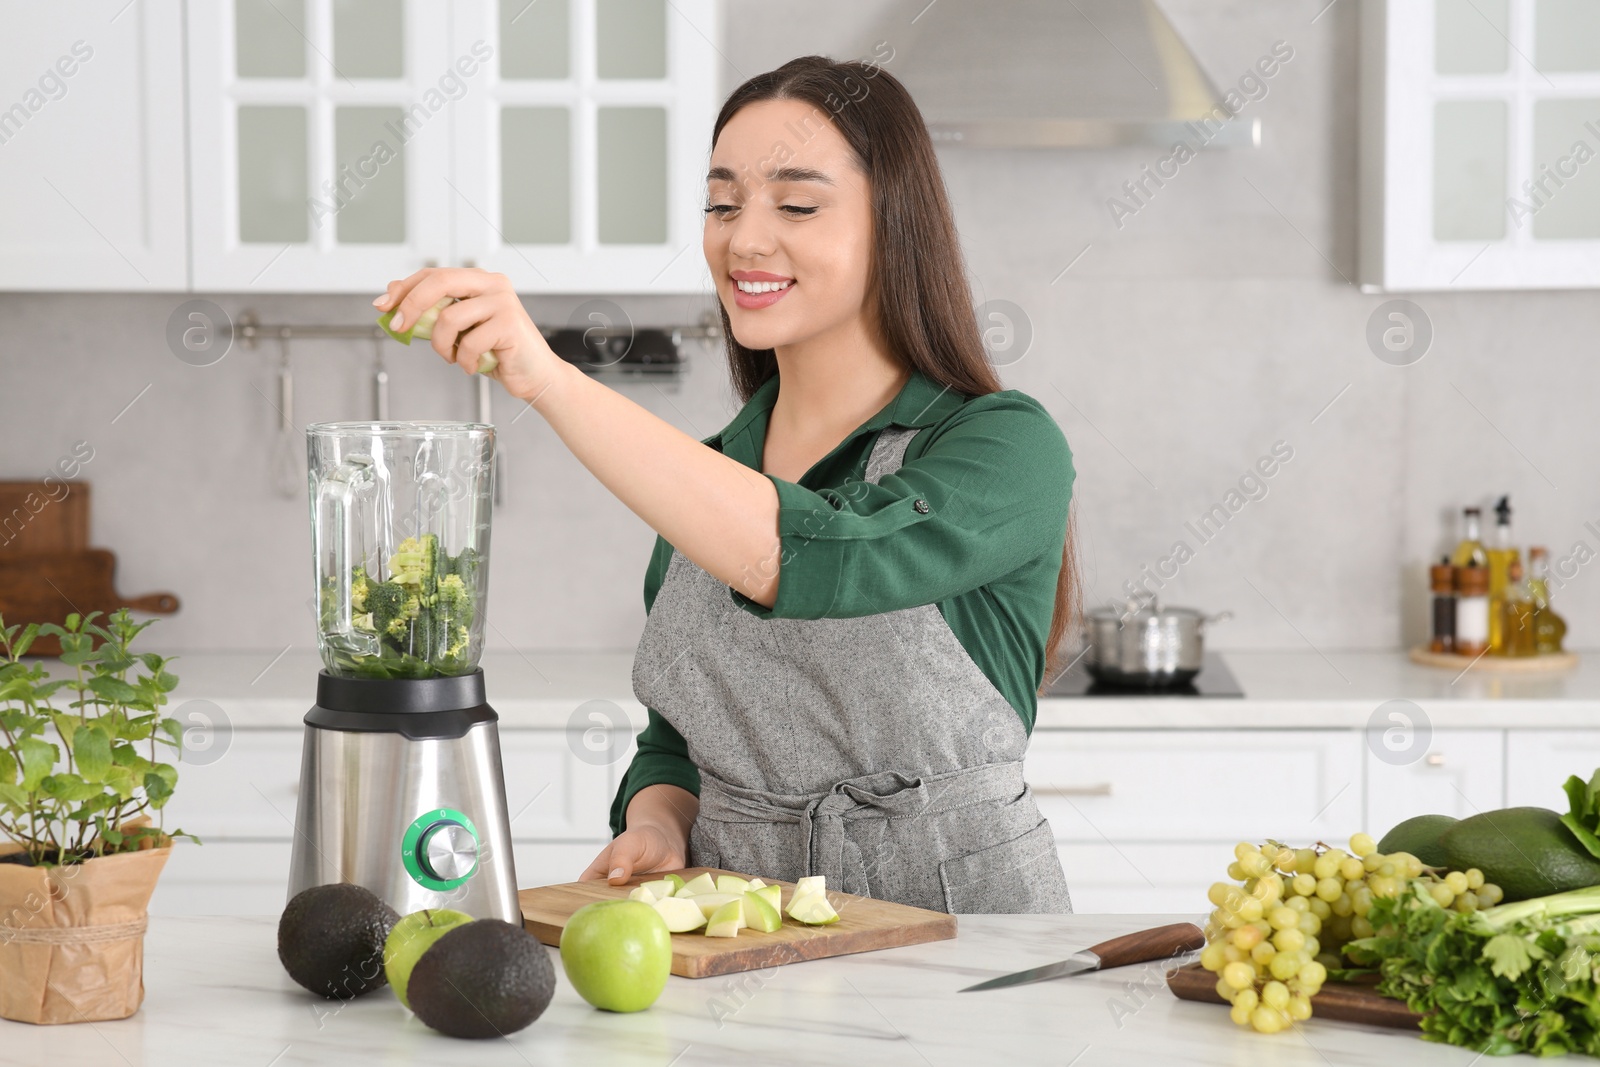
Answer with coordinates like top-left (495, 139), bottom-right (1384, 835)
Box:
top-left (407, 919), bottom-right (556, 1039)
top-left (1439, 806), bottom-right (1600, 902)
top-left (1376, 813), bottom-right (1459, 868)
top-left (278, 883), bottom-right (399, 999)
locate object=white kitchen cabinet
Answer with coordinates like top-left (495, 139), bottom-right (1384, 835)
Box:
top-left (162, 730), bottom-right (307, 839)
top-left (1365, 729), bottom-right (1505, 832)
top-left (1361, 0), bottom-right (1600, 289)
top-left (500, 729), bottom-right (616, 840)
top-left (151, 840), bottom-right (294, 915)
top-left (1506, 730), bottom-right (1600, 809)
top-left (0, 0), bottom-right (188, 291)
top-left (186, 0), bottom-right (720, 293)
top-left (1056, 842), bottom-right (1220, 915)
top-left (1025, 731), bottom-right (1364, 845)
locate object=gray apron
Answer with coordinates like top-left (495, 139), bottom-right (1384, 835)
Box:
top-left (631, 426), bottom-right (1072, 914)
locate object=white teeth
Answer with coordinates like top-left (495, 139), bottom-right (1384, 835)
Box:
top-left (735, 279), bottom-right (792, 293)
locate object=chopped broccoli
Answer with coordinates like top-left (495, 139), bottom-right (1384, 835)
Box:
top-left (319, 535), bottom-right (480, 679)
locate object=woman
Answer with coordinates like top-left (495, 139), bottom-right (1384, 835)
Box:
top-left (375, 56), bottom-right (1077, 914)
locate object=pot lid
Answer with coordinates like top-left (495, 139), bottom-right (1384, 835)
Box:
top-left (1086, 595), bottom-right (1206, 623)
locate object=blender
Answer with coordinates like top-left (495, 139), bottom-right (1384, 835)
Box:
top-left (287, 422), bottom-right (519, 922)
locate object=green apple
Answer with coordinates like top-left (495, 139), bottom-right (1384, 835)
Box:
top-left (753, 883), bottom-right (782, 911)
top-left (715, 874), bottom-right (750, 895)
top-left (793, 875), bottom-right (826, 899)
top-left (383, 908), bottom-right (474, 1009)
top-left (788, 893), bottom-right (840, 925)
top-left (687, 892), bottom-right (741, 919)
top-left (741, 892), bottom-right (781, 932)
top-left (559, 900), bottom-right (672, 1012)
top-left (641, 879), bottom-right (677, 900)
top-left (674, 872), bottom-right (716, 897)
top-left (651, 896), bottom-right (707, 933)
top-left (704, 900), bottom-right (742, 938)
top-left (662, 873), bottom-right (685, 893)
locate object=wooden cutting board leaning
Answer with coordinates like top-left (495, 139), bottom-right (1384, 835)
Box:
top-left (519, 867), bottom-right (957, 978)
top-left (0, 482), bottom-right (179, 654)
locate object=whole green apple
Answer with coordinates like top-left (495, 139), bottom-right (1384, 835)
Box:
top-left (559, 900), bottom-right (672, 1012)
top-left (383, 908), bottom-right (474, 1009)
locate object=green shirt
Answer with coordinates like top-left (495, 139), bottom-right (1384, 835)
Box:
top-left (608, 368), bottom-right (1074, 836)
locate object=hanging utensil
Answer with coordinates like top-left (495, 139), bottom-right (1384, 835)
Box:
top-left (271, 335), bottom-right (299, 499)
top-left (478, 374), bottom-right (503, 507)
top-left (958, 922), bottom-right (1205, 992)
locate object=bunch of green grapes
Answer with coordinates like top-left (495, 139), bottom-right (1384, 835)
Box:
top-left (1198, 833), bottom-right (1503, 1034)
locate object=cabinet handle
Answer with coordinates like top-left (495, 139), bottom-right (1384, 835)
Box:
top-left (1033, 782), bottom-right (1113, 797)
top-left (462, 258), bottom-right (477, 269)
top-left (1426, 753), bottom-right (1445, 766)
top-left (424, 258), bottom-right (438, 269)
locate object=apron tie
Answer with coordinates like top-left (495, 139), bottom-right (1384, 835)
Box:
top-left (696, 761), bottom-right (1029, 894)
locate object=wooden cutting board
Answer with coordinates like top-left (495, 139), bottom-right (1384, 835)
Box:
top-left (520, 867), bottom-right (957, 978)
top-left (0, 549), bottom-right (179, 655)
top-left (1168, 962), bottom-right (1423, 1029)
top-left (0, 481), bottom-right (89, 555)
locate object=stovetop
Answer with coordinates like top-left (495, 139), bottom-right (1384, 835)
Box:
top-left (1042, 651), bottom-right (1245, 698)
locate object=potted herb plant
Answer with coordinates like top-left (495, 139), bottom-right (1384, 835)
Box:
top-left (0, 609), bottom-right (194, 1024)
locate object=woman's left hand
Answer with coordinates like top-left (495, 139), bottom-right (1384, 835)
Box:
top-left (374, 267), bottom-right (567, 403)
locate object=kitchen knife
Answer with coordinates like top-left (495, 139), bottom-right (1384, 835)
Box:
top-left (958, 921), bottom-right (1205, 992)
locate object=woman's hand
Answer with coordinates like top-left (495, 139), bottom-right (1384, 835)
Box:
top-left (373, 267), bottom-right (567, 403)
top-left (579, 823), bottom-right (689, 885)
top-left (579, 783), bottom-right (698, 885)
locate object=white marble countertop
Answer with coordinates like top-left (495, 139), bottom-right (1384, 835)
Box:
top-left (133, 649), bottom-right (1600, 731)
top-left (3, 912), bottom-right (1500, 1066)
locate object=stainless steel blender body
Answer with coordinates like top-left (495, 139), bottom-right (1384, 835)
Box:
top-left (294, 423), bottom-right (517, 922)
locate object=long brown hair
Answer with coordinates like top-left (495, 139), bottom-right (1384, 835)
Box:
top-left (708, 55), bottom-right (1081, 691)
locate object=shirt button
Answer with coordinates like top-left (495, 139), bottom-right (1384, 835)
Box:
top-left (913, 499), bottom-right (930, 514)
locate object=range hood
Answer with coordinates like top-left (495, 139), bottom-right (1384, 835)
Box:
top-left (893, 0), bottom-right (1260, 150)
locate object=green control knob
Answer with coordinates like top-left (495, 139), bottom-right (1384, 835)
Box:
top-left (402, 808), bottom-right (481, 891)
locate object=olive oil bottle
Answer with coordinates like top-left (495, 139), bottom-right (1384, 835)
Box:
top-left (1486, 496), bottom-right (1519, 655)
top-left (1500, 559), bottom-right (1537, 657)
top-left (1528, 547), bottom-right (1568, 654)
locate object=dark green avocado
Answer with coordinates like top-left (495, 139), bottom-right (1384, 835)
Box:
top-left (278, 883), bottom-right (399, 1000)
top-left (407, 919), bottom-right (556, 1039)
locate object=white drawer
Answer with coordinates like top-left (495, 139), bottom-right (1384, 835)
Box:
top-left (1507, 731), bottom-right (1600, 810)
top-left (163, 730), bottom-right (304, 839)
top-left (1025, 731), bottom-right (1363, 843)
top-left (500, 731), bottom-right (616, 841)
top-left (513, 841), bottom-right (614, 889)
top-left (1366, 729), bottom-right (1504, 834)
top-left (150, 840), bottom-right (293, 916)
top-left (1058, 842), bottom-right (1227, 916)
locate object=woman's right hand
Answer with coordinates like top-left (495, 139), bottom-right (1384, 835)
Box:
top-left (373, 267), bottom-right (569, 404)
top-left (580, 824), bottom-right (688, 885)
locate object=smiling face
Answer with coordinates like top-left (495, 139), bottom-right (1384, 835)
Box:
top-left (703, 98), bottom-right (877, 354)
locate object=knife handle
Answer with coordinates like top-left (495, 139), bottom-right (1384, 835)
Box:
top-left (1087, 922), bottom-right (1206, 970)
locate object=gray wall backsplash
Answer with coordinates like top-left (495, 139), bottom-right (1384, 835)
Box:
top-left (0, 0), bottom-right (1593, 658)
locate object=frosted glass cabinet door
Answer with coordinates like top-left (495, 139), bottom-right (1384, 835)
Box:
top-left (187, 0), bottom-right (453, 292)
top-left (0, 0), bottom-right (189, 290)
top-left (453, 0), bottom-right (722, 293)
top-left (1361, 0), bottom-right (1600, 289)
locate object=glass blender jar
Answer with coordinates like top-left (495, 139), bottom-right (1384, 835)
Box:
top-left (289, 422), bottom-right (518, 922)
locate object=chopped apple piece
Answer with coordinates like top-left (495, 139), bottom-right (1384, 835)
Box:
top-left (627, 884), bottom-right (658, 905)
top-left (652, 896), bottom-right (708, 933)
top-left (662, 873), bottom-right (686, 893)
top-left (787, 893), bottom-right (840, 925)
top-left (753, 884), bottom-right (782, 911)
top-left (704, 900), bottom-right (743, 938)
top-left (689, 892), bottom-right (743, 920)
top-left (716, 875), bottom-right (751, 895)
top-left (675, 872), bottom-right (717, 898)
top-left (792, 875), bottom-right (826, 900)
top-left (641, 879), bottom-right (677, 900)
top-left (746, 878), bottom-right (766, 890)
top-left (741, 892), bottom-right (782, 932)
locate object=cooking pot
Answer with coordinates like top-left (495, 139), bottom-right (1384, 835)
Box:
top-left (1081, 596), bottom-right (1232, 688)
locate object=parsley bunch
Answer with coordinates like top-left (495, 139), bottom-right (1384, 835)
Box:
top-left (1345, 882), bottom-right (1600, 1056)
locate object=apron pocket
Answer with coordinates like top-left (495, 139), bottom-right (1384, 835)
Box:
top-left (937, 819), bottom-right (1069, 914)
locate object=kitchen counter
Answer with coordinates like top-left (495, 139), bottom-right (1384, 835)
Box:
top-left (146, 649), bottom-right (1599, 730)
top-left (4, 912), bottom-right (1495, 1066)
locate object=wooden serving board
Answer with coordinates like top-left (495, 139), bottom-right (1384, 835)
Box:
top-left (1168, 962), bottom-right (1423, 1030)
top-left (1409, 645), bottom-right (1578, 673)
top-left (520, 867), bottom-right (957, 979)
top-left (0, 549), bottom-right (180, 655)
